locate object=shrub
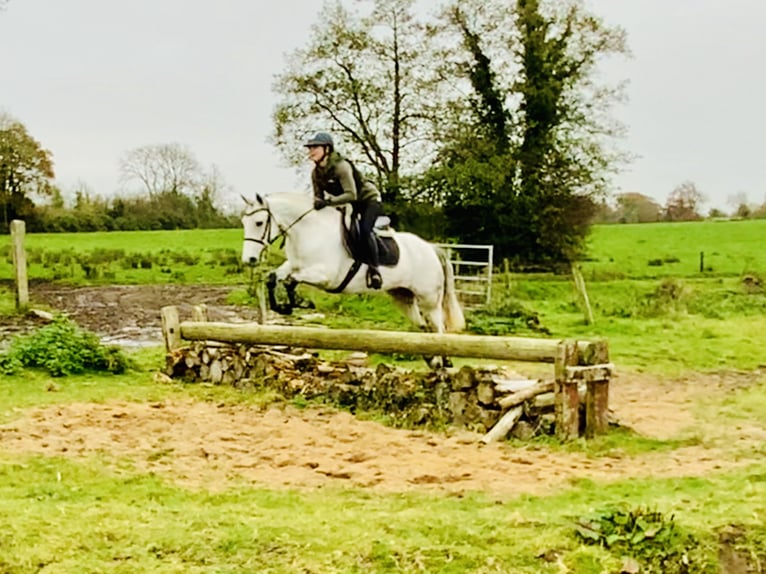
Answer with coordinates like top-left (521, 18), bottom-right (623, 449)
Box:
top-left (1, 315), bottom-right (133, 376)
top-left (574, 506), bottom-right (711, 573)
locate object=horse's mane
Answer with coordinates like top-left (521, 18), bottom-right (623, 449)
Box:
top-left (262, 191), bottom-right (317, 221)
top-left (266, 191), bottom-right (312, 206)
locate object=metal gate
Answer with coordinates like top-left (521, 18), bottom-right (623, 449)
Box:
top-left (435, 243), bottom-right (494, 307)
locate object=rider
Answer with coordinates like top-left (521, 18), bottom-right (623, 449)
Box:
top-left (305, 131), bottom-right (384, 290)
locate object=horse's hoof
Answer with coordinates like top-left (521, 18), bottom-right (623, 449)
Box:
top-left (366, 270), bottom-right (382, 290)
top-left (425, 356), bottom-right (444, 370)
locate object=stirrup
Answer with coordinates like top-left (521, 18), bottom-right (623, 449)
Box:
top-left (366, 268), bottom-right (382, 290)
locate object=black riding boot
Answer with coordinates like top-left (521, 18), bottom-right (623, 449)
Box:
top-left (365, 235), bottom-right (382, 289)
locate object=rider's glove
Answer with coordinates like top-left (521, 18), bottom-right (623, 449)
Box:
top-left (314, 198), bottom-right (329, 210)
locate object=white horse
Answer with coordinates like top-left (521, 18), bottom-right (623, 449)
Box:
top-left (240, 192), bottom-right (465, 341)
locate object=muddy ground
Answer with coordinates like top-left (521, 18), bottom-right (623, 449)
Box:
top-left (1, 282), bottom-right (764, 499)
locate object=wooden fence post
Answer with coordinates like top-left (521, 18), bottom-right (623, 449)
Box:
top-left (585, 341), bottom-right (610, 438)
top-left (192, 304), bottom-right (208, 322)
top-left (161, 305), bottom-right (182, 352)
top-left (571, 263), bottom-right (594, 325)
top-left (10, 220), bottom-right (29, 309)
top-left (554, 340), bottom-right (580, 440)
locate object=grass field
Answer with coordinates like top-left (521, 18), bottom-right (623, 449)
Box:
top-left (584, 219), bottom-right (766, 279)
top-left (2, 219), bottom-right (766, 374)
top-left (1, 220), bottom-right (765, 572)
top-left (0, 356), bottom-right (764, 572)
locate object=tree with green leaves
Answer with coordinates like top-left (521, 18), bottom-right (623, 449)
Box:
top-left (272, 0), bottom-right (628, 264)
top-left (0, 113), bottom-right (55, 232)
top-left (513, 0), bottom-right (628, 262)
top-left (424, 0), bottom-right (628, 264)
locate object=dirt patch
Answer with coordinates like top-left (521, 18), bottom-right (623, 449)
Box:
top-left (1, 283), bottom-right (764, 496)
top-left (0, 397), bottom-right (754, 497)
top-left (1, 281), bottom-right (259, 347)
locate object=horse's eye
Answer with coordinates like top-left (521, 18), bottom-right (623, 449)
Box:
top-left (256, 221), bottom-right (264, 227)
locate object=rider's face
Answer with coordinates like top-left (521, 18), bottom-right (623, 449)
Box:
top-left (306, 145), bottom-right (326, 163)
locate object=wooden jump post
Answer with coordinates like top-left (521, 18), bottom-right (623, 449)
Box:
top-left (10, 219), bottom-right (29, 309)
top-left (161, 306), bottom-right (612, 440)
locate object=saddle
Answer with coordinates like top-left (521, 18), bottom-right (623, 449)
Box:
top-left (339, 210), bottom-right (400, 267)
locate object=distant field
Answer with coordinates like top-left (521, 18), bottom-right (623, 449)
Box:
top-left (2, 219), bottom-right (764, 283)
top-left (0, 228), bottom-right (245, 285)
top-left (584, 219), bottom-right (766, 279)
top-left (13, 228), bottom-right (242, 254)
top-left (2, 219), bottom-right (766, 374)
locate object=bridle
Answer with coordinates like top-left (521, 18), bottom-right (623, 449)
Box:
top-left (242, 206), bottom-right (276, 248)
top-left (242, 199), bottom-right (315, 251)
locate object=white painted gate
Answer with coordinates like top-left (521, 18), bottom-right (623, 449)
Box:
top-left (435, 243), bottom-right (494, 307)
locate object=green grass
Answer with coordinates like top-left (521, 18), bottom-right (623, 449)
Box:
top-left (0, 450), bottom-right (763, 572)
top-left (9, 229), bottom-right (242, 254)
top-left (584, 219), bottom-right (766, 279)
top-left (474, 273), bottom-right (766, 375)
top-left (0, 229), bottom-right (245, 285)
top-left (4, 220), bottom-right (766, 375)
top-left (1, 360), bottom-right (765, 573)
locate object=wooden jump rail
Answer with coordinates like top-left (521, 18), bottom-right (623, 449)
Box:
top-left (161, 305), bottom-right (612, 440)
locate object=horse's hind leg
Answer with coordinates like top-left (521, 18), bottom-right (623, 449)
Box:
top-left (389, 289), bottom-right (451, 369)
top-left (422, 298), bottom-right (454, 369)
top-left (389, 288), bottom-right (427, 328)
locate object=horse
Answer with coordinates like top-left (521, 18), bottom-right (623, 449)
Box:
top-left (240, 192), bottom-right (465, 365)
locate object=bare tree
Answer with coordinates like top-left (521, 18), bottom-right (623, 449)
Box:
top-left (119, 143), bottom-right (202, 197)
top-left (271, 0), bottom-right (447, 203)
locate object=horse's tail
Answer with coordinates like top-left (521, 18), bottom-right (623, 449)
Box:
top-left (435, 247), bottom-right (466, 332)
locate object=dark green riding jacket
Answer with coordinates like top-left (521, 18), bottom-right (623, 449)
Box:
top-left (311, 152), bottom-right (381, 207)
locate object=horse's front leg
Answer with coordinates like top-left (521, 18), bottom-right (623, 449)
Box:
top-left (267, 262), bottom-right (295, 315)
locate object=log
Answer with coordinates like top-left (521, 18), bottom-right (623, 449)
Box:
top-left (496, 380), bottom-right (554, 409)
top-left (476, 381), bottom-right (495, 405)
top-left (177, 320), bottom-right (601, 363)
top-left (494, 378), bottom-right (539, 393)
top-left (565, 363), bottom-right (613, 383)
top-left (480, 406), bottom-right (523, 444)
top-left (28, 309), bottom-right (54, 322)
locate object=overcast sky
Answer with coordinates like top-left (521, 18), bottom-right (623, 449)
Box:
top-left (2, 0), bottom-right (765, 212)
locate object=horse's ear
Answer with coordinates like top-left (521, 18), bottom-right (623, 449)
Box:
top-left (255, 193), bottom-right (265, 205)
top-left (241, 194), bottom-right (253, 207)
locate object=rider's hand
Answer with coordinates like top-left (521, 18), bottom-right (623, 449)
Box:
top-left (314, 198), bottom-right (329, 210)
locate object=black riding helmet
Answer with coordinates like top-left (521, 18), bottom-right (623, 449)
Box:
top-left (304, 132), bottom-right (334, 150)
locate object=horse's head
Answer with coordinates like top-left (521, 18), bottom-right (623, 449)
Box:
top-left (240, 193), bottom-right (274, 266)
